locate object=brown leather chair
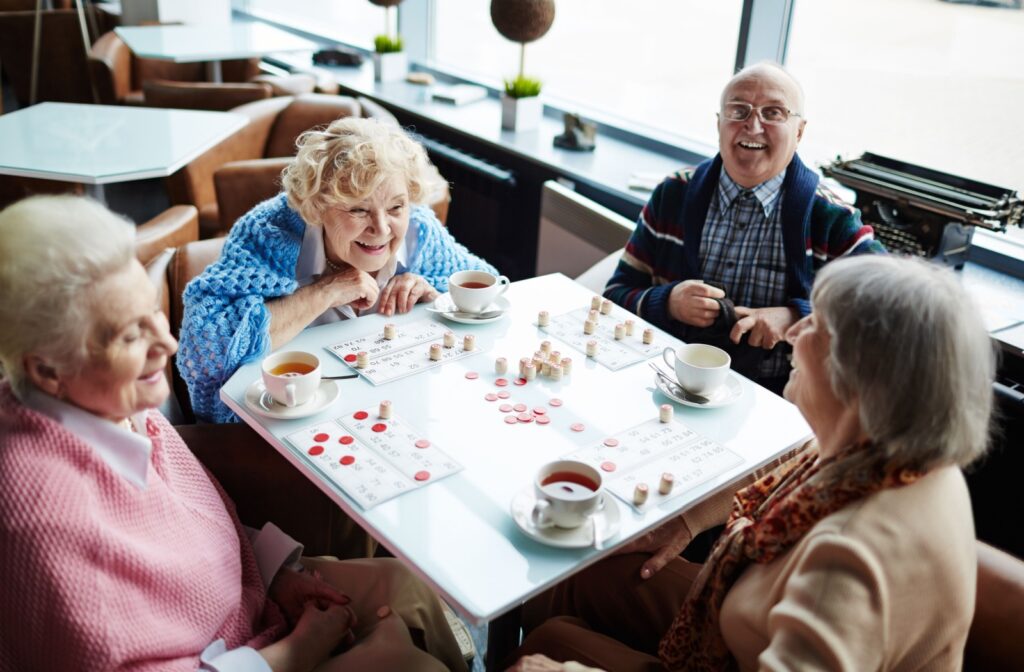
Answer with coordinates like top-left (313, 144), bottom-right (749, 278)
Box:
top-left (134, 204), bottom-right (199, 265)
top-left (965, 541), bottom-right (1024, 671)
top-left (143, 78), bottom-right (275, 111)
top-left (0, 9), bottom-right (97, 106)
top-left (88, 30), bottom-right (261, 107)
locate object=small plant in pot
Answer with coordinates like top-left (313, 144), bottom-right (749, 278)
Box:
top-left (491, 0), bottom-right (555, 131)
top-left (370, 0), bottom-right (407, 83)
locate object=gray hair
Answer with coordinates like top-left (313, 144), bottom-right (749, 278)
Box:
top-left (281, 116), bottom-right (445, 226)
top-left (812, 255), bottom-right (996, 470)
top-left (0, 195), bottom-right (134, 398)
top-left (722, 61), bottom-right (806, 117)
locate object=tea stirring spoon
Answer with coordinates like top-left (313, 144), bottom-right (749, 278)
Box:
top-left (322, 373), bottom-right (360, 380)
top-left (648, 363), bottom-right (711, 405)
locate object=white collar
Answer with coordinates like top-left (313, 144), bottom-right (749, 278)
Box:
top-left (21, 386), bottom-right (152, 490)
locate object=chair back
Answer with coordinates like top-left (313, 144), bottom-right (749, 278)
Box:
top-left (0, 10), bottom-right (96, 106)
top-left (263, 93), bottom-right (361, 157)
top-left (143, 79), bottom-right (274, 112)
top-left (965, 541), bottom-right (1024, 670)
top-left (134, 204), bottom-right (199, 265)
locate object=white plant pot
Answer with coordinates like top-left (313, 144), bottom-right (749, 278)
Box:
top-left (373, 51), bottom-right (408, 83)
top-left (501, 93), bottom-right (542, 132)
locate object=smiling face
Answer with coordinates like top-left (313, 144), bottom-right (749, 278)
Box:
top-left (57, 260), bottom-right (178, 423)
top-left (321, 175), bottom-right (410, 275)
top-left (718, 66), bottom-right (806, 188)
top-left (783, 311), bottom-right (845, 433)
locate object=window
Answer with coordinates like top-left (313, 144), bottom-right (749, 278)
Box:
top-left (786, 0), bottom-right (1024, 198)
top-left (432, 0), bottom-right (744, 147)
top-left (240, 0), bottom-right (390, 51)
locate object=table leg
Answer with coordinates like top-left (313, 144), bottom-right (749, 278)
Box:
top-left (486, 605), bottom-right (523, 670)
top-left (206, 61), bottom-right (224, 84)
top-left (84, 183), bottom-right (107, 204)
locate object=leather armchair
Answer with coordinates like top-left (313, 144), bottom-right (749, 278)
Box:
top-left (143, 79), bottom-right (275, 111)
top-left (134, 204), bottom-right (199, 265)
top-left (965, 541), bottom-right (1024, 670)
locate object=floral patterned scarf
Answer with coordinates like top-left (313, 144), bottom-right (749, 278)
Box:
top-left (658, 440), bottom-right (920, 671)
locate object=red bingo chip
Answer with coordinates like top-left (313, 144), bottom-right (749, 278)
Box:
top-left (308, 445), bottom-right (324, 456)
top-left (570, 423), bottom-right (585, 432)
top-left (465, 372), bottom-right (479, 380)
top-left (371, 423), bottom-right (387, 433)
top-left (353, 411), bottom-right (369, 420)
top-left (340, 455), bottom-right (355, 466)
top-left (343, 354), bottom-right (357, 363)
top-left (499, 404), bottom-right (514, 413)
top-left (497, 391), bottom-right (511, 399)
top-left (495, 378), bottom-right (509, 387)
top-left (517, 413), bottom-right (534, 423)
top-left (339, 435), bottom-right (354, 445)
top-left (414, 471), bottom-right (431, 481)
top-left (503, 415), bottom-right (519, 424)
top-left (601, 461), bottom-right (617, 472)
top-left (484, 393), bottom-right (498, 401)
top-left (604, 438), bottom-right (620, 448)
top-left (536, 416), bottom-right (551, 425)
top-left (313, 433), bottom-right (329, 442)
top-left (532, 407), bottom-right (546, 415)
top-left (549, 398), bottom-right (563, 407)
top-left (513, 403), bottom-right (527, 413)
top-left (513, 378), bottom-right (528, 386)
top-left (415, 439), bottom-right (431, 449)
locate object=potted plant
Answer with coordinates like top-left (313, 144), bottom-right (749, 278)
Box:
top-left (369, 0), bottom-right (407, 83)
top-left (491, 0), bottom-right (555, 131)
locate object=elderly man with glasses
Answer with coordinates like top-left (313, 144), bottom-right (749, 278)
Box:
top-left (605, 62), bottom-right (884, 393)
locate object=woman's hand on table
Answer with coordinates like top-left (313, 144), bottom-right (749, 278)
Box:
top-left (269, 564), bottom-right (350, 626)
top-left (507, 654), bottom-right (605, 672)
top-left (614, 515), bottom-right (693, 580)
top-left (378, 272), bottom-right (438, 316)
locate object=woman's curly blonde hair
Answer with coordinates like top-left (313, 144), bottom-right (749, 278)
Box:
top-left (282, 116), bottom-right (445, 225)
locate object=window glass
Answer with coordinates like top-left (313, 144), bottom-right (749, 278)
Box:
top-left (241, 0), bottom-right (389, 50)
top-left (787, 0), bottom-right (1024, 197)
top-left (433, 0), bottom-right (744, 147)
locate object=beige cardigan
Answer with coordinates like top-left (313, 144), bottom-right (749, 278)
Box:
top-left (718, 465), bottom-right (976, 671)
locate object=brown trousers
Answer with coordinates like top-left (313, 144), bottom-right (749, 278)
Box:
top-left (303, 557), bottom-right (467, 672)
top-left (516, 554), bottom-right (704, 672)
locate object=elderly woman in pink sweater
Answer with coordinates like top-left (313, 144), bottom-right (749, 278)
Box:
top-left (0, 195), bottom-right (466, 672)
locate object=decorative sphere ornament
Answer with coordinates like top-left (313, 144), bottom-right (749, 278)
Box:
top-left (369, 0), bottom-right (403, 6)
top-left (490, 0), bottom-right (555, 44)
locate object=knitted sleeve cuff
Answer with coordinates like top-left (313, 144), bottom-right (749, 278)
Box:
top-left (643, 282), bottom-right (679, 330)
top-left (788, 297), bottom-right (812, 317)
top-left (251, 522), bottom-right (304, 590)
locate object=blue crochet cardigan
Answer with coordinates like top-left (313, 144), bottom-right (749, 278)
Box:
top-left (178, 194), bottom-right (497, 423)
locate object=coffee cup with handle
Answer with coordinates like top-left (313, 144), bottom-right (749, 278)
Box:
top-left (261, 350), bottom-right (322, 408)
top-left (531, 460), bottom-right (605, 530)
top-left (662, 343), bottom-right (731, 396)
top-left (448, 270), bottom-right (510, 314)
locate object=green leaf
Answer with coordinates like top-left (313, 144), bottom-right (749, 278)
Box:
top-left (374, 34), bottom-right (404, 53)
top-left (503, 75), bottom-right (542, 99)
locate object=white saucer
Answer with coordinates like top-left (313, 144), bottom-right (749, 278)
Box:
top-left (654, 371), bottom-right (743, 409)
top-left (432, 293), bottom-right (510, 325)
top-left (510, 486), bottom-right (621, 549)
top-left (243, 379), bottom-right (340, 419)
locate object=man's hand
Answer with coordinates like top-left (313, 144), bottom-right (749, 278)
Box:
top-left (268, 565), bottom-right (350, 627)
top-left (668, 280), bottom-right (725, 327)
top-left (613, 515), bottom-right (693, 580)
top-left (730, 306), bottom-right (798, 349)
top-left (378, 273), bottom-right (438, 316)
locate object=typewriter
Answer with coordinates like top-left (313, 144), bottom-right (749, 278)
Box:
top-left (821, 153), bottom-right (1023, 268)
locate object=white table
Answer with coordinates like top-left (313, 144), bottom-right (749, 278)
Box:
top-left (220, 273), bottom-right (812, 666)
top-left (115, 21), bottom-right (318, 83)
top-left (0, 103), bottom-right (247, 203)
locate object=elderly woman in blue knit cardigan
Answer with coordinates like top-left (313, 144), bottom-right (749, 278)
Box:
top-left (180, 117), bottom-right (497, 423)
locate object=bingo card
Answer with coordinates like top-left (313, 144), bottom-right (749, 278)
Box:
top-left (563, 417), bottom-right (744, 512)
top-left (326, 319), bottom-right (479, 385)
top-left (542, 306), bottom-right (662, 370)
top-left (286, 407), bottom-right (462, 509)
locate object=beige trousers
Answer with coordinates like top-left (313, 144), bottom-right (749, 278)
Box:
top-left (303, 557), bottom-right (467, 672)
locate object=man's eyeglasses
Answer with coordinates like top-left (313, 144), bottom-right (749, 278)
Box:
top-left (721, 102), bottom-right (802, 125)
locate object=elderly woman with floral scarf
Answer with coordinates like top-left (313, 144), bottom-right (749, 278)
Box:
top-left (511, 255), bottom-right (995, 672)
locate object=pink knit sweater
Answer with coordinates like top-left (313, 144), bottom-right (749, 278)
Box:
top-left (0, 387), bottom-right (286, 670)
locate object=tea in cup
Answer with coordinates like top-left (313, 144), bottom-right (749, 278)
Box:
top-left (448, 270), bottom-right (510, 314)
top-left (662, 343), bottom-right (731, 396)
top-left (261, 350), bottom-right (321, 408)
top-left (531, 460), bottom-right (604, 529)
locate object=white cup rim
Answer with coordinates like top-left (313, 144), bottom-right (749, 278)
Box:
top-left (261, 350), bottom-right (321, 377)
top-left (675, 343), bottom-right (730, 369)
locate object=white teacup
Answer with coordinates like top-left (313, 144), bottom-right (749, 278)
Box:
top-left (448, 270), bottom-right (510, 314)
top-left (261, 350), bottom-right (321, 408)
top-left (531, 460), bottom-right (605, 530)
top-left (662, 343), bottom-right (731, 396)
